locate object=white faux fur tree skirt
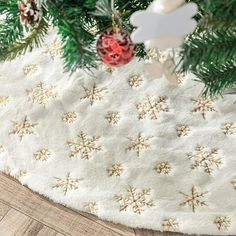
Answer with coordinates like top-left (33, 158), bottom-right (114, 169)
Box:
top-left (0, 31), bottom-right (236, 235)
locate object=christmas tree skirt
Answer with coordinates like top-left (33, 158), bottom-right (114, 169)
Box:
top-left (0, 31), bottom-right (235, 235)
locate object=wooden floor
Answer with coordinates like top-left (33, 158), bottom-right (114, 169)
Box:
top-left (0, 172), bottom-right (184, 236)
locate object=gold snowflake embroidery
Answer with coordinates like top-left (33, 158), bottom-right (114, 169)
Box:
top-left (105, 112), bottom-right (120, 125)
top-left (81, 83), bottom-right (106, 106)
top-left (222, 122), bottom-right (236, 135)
top-left (62, 112), bottom-right (77, 124)
top-left (146, 48), bottom-right (159, 61)
top-left (154, 162), bottom-right (172, 175)
top-left (107, 164), bottom-right (124, 177)
top-left (192, 97), bottom-right (217, 119)
top-left (162, 218), bottom-right (179, 231)
top-left (126, 133), bottom-right (153, 157)
top-left (187, 145), bottom-right (223, 175)
top-left (136, 95), bottom-right (169, 120)
top-left (34, 149), bottom-right (51, 161)
top-left (214, 216), bottom-right (231, 231)
top-left (68, 131), bottom-right (102, 160)
top-left (10, 116), bottom-right (38, 141)
top-left (0, 96), bottom-right (10, 107)
top-left (176, 72), bottom-right (185, 84)
top-left (179, 186), bottom-right (208, 212)
top-left (128, 75), bottom-right (144, 88)
top-left (14, 170), bottom-right (27, 180)
top-left (84, 202), bottom-right (98, 214)
top-left (27, 82), bottom-right (57, 107)
top-left (23, 64), bottom-right (38, 76)
top-left (114, 186), bottom-right (155, 214)
top-left (45, 40), bottom-right (62, 59)
top-left (176, 124), bottom-right (191, 137)
top-left (231, 176), bottom-right (236, 190)
top-left (53, 173), bottom-right (83, 195)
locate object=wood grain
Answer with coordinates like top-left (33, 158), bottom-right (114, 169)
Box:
top-left (0, 201), bottom-right (10, 221)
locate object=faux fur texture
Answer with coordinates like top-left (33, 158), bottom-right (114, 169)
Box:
top-left (0, 30), bottom-right (235, 235)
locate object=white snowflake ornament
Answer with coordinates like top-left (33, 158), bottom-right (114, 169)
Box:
top-left (130, 0), bottom-right (198, 49)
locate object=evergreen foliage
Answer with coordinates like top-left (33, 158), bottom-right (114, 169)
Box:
top-left (179, 0), bottom-right (236, 96)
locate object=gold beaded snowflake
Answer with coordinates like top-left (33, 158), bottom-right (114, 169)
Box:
top-left (45, 40), bottom-right (62, 59)
top-left (105, 112), bottom-right (120, 125)
top-left (114, 186), bottom-right (155, 214)
top-left (179, 186), bottom-right (208, 212)
top-left (23, 64), bottom-right (38, 76)
top-left (34, 149), bottom-right (51, 161)
top-left (107, 164), bottom-right (124, 177)
top-left (214, 216), bottom-right (231, 231)
top-left (222, 122), bottom-right (236, 135)
top-left (128, 75), bottom-right (144, 88)
top-left (10, 116), bottom-right (38, 141)
top-left (126, 133), bottom-right (153, 157)
top-left (176, 124), bottom-right (191, 137)
top-left (162, 218), bottom-right (179, 231)
top-left (53, 172), bottom-right (83, 195)
top-left (84, 202), bottom-right (98, 214)
top-left (62, 111), bottom-right (77, 124)
top-left (27, 82), bottom-right (57, 107)
top-left (0, 96), bottom-right (10, 106)
top-left (154, 161), bottom-right (172, 175)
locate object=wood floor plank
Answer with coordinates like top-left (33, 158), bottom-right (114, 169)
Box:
top-left (134, 229), bottom-right (184, 236)
top-left (0, 173), bottom-right (129, 236)
top-left (0, 201), bottom-right (10, 221)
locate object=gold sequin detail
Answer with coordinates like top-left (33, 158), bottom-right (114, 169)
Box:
top-left (84, 202), bottom-right (98, 214)
top-left (154, 162), bottom-right (172, 175)
top-left (126, 133), bottom-right (153, 157)
top-left (105, 112), bottom-right (120, 125)
top-left (34, 149), bottom-right (51, 161)
top-left (23, 64), bottom-right (38, 76)
top-left (128, 75), bottom-right (144, 88)
top-left (214, 216), bottom-right (231, 231)
top-left (187, 145), bottom-right (223, 175)
top-left (62, 112), bottom-right (77, 124)
top-left (162, 218), bottom-right (179, 231)
top-left (107, 164), bottom-right (123, 177)
top-left (68, 131), bottom-right (102, 160)
top-left (222, 122), bottom-right (236, 135)
top-left (0, 96), bottom-right (10, 107)
top-left (10, 116), bottom-right (38, 141)
top-left (81, 83), bottom-right (106, 106)
top-left (192, 97), bottom-right (217, 119)
top-left (136, 95), bottom-right (169, 120)
top-left (176, 124), bottom-right (191, 137)
top-left (114, 186), bottom-right (155, 214)
top-left (179, 186), bottom-right (208, 212)
top-left (53, 172), bottom-right (83, 195)
top-left (27, 82), bottom-right (57, 107)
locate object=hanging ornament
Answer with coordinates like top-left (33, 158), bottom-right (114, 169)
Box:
top-left (18, 0), bottom-right (42, 27)
top-left (130, 0), bottom-right (198, 50)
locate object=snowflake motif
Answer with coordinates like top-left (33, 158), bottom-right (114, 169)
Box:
top-left (23, 64), bottom-right (38, 76)
top-left (114, 186), bottom-right (155, 214)
top-left (231, 176), bottom-right (236, 190)
top-left (222, 122), bottom-right (236, 135)
top-left (105, 112), bottom-right (120, 125)
top-left (62, 112), bottom-right (77, 124)
top-left (107, 164), bottom-right (124, 177)
top-left (146, 48), bottom-right (159, 61)
top-left (176, 124), bottom-right (191, 137)
top-left (162, 218), bottom-right (179, 231)
top-left (68, 131), bottom-right (102, 160)
top-left (187, 145), bottom-right (223, 175)
top-left (53, 173), bottom-right (83, 195)
top-left (126, 133), bottom-right (153, 157)
top-left (27, 82), bottom-right (57, 107)
top-left (192, 97), bottom-right (217, 119)
top-left (0, 96), bottom-right (10, 107)
top-left (15, 170), bottom-right (27, 180)
top-left (179, 186), bottom-right (208, 212)
top-left (84, 202), bottom-right (98, 214)
top-left (45, 40), bottom-right (62, 59)
top-left (154, 161), bottom-right (172, 175)
top-left (34, 149), bottom-right (51, 161)
top-left (214, 216), bottom-right (231, 231)
top-left (81, 83), bottom-right (106, 106)
top-left (10, 116), bottom-right (38, 141)
top-left (128, 75), bottom-right (144, 88)
top-left (136, 95), bottom-right (169, 120)
top-left (175, 72), bottom-right (185, 84)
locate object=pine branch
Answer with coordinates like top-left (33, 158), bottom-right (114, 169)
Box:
top-left (0, 18), bottom-right (48, 60)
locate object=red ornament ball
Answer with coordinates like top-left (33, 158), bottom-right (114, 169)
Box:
top-left (96, 28), bottom-right (136, 67)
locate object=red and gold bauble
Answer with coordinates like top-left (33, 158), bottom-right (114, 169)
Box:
top-left (96, 28), bottom-right (136, 67)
